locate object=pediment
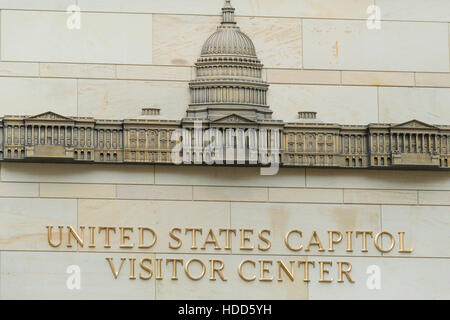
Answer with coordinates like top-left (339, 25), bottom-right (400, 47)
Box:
top-left (26, 111), bottom-right (74, 122)
top-left (392, 120), bottom-right (438, 130)
top-left (211, 114), bottom-right (257, 124)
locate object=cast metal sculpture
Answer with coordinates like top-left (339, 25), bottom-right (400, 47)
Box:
top-left (0, 1), bottom-right (448, 170)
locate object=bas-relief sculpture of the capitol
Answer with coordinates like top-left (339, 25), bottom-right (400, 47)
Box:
top-left (0, 1), bottom-right (449, 170)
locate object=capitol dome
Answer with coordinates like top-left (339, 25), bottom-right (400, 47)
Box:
top-left (201, 26), bottom-right (257, 57)
top-left (186, 0), bottom-right (273, 121)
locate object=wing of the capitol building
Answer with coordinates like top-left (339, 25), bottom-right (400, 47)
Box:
top-left (0, 0), bottom-right (448, 302)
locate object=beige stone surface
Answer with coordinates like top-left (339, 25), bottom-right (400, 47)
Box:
top-left (40, 63), bottom-right (116, 79)
top-left (0, 198), bottom-right (77, 250)
top-left (344, 189), bottom-right (417, 205)
top-left (269, 188), bottom-right (343, 204)
top-left (235, 17), bottom-right (302, 69)
top-left (379, 87), bottom-right (450, 124)
top-left (40, 183), bottom-right (116, 199)
top-left (117, 65), bottom-right (192, 81)
top-left (230, 202), bottom-right (381, 256)
top-left (193, 186), bottom-right (267, 202)
top-left (152, 14), bottom-right (219, 66)
top-left (377, 0), bottom-right (450, 22)
top-left (308, 256), bottom-right (450, 300)
top-left (0, 0), bottom-right (74, 10)
top-left (0, 182), bottom-right (39, 198)
top-left (155, 254), bottom-right (308, 300)
top-left (415, 73), bottom-right (450, 87)
top-left (0, 252), bottom-right (156, 299)
top-left (306, 169), bottom-right (450, 190)
top-left (0, 0), bottom-right (449, 301)
top-left (152, 15), bottom-right (302, 68)
top-left (381, 205), bottom-right (450, 258)
top-left (342, 71), bottom-right (415, 86)
top-left (155, 166), bottom-right (306, 188)
top-left (419, 191), bottom-right (450, 205)
top-left (1, 11), bottom-right (153, 64)
top-left (237, 0), bottom-right (374, 19)
top-left (0, 77), bottom-right (77, 117)
top-left (77, 79), bottom-right (189, 120)
top-left (117, 185), bottom-right (193, 200)
top-left (269, 84), bottom-right (378, 124)
top-left (78, 199), bottom-right (230, 254)
top-left (267, 69), bottom-right (341, 85)
top-left (78, 0), bottom-right (373, 19)
top-left (303, 19), bottom-right (449, 72)
top-left (1, 163), bottom-right (154, 184)
top-left (78, 0), bottom-right (225, 15)
top-left (0, 62), bottom-right (39, 77)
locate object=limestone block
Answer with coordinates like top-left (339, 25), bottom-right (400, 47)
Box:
top-left (344, 189), bottom-right (417, 205)
top-left (419, 191), bottom-right (450, 205)
top-left (155, 166), bottom-right (306, 188)
top-left (152, 14), bottom-right (302, 68)
top-left (269, 84), bottom-right (378, 124)
top-left (152, 14), bottom-right (219, 66)
top-left (40, 63), bottom-right (116, 79)
top-left (77, 79), bottom-right (189, 120)
top-left (306, 169), bottom-right (450, 190)
top-left (0, 77), bottom-right (77, 117)
top-left (78, 0), bottom-right (225, 15)
top-left (1, 11), bottom-right (153, 64)
top-left (78, 0), bottom-right (373, 19)
top-left (0, 198), bottom-right (77, 250)
top-left (341, 71), bottom-right (415, 86)
top-left (40, 183), bottom-right (116, 199)
top-left (235, 17), bottom-right (302, 69)
top-left (236, 0), bottom-right (374, 19)
top-left (1, 163), bottom-right (154, 185)
top-left (269, 188), bottom-right (343, 204)
top-left (267, 69), bottom-right (341, 85)
top-left (0, 0), bottom-right (74, 10)
top-left (0, 62), bottom-right (39, 77)
top-left (381, 205), bottom-right (450, 258)
top-left (415, 73), bottom-right (450, 88)
top-left (379, 87), bottom-right (450, 124)
top-left (308, 256), bottom-right (450, 299)
top-left (377, 0), bottom-right (450, 22)
top-left (117, 65), bottom-right (192, 81)
top-left (0, 252), bottom-right (156, 299)
top-left (0, 182), bottom-right (39, 198)
top-left (193, 186), bottom-right (268, 202)
top-left (303, 19), bottom-right (449, 72)
top-left (117, 185), bottom-right (193, 200)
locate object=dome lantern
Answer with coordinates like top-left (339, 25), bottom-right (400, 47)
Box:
top-left (221, 0), bottom-right (236, 25)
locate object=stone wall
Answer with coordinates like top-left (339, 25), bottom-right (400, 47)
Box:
top-left (0, 0), bottom-right (449, 299)
top-left (0, 163), bottom-right (449, 299)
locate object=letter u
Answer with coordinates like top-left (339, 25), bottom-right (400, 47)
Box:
top-left (47, 226), bottom-right (64, 247)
